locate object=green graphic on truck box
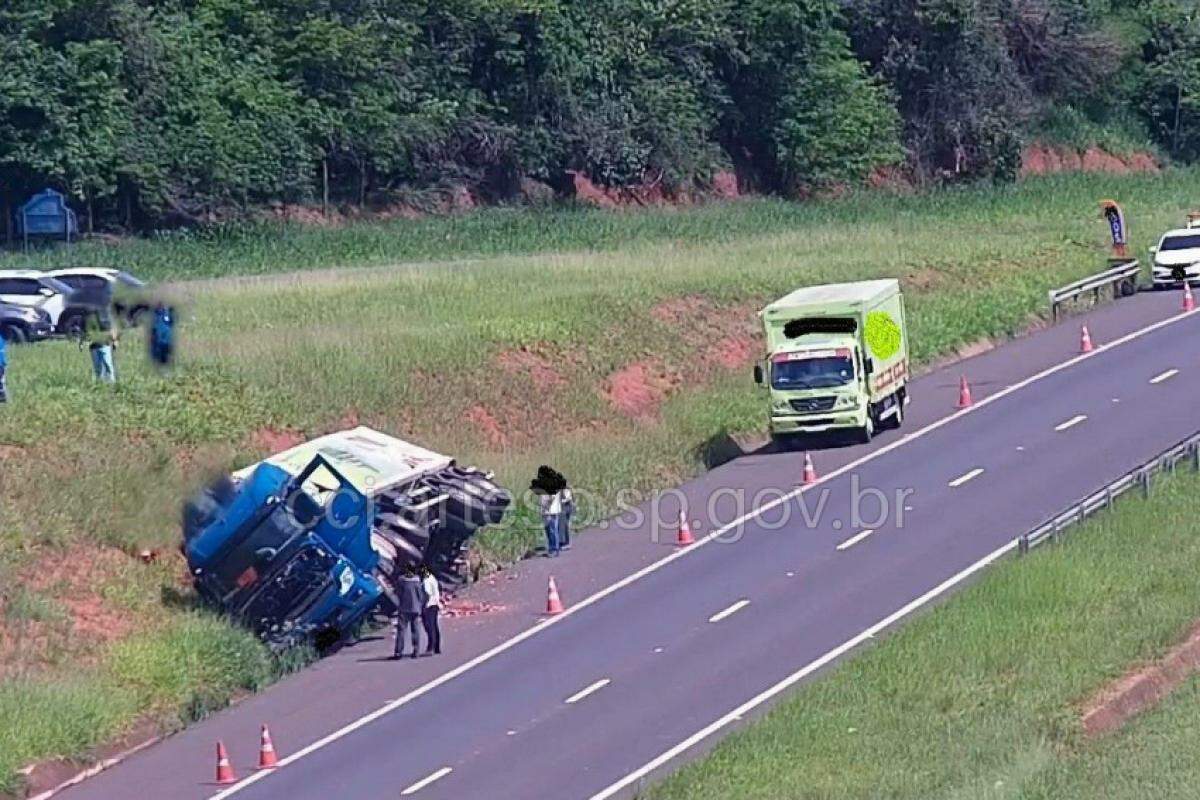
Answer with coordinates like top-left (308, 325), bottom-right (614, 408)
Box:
top-left (865, 310), bottom-right (901, 360)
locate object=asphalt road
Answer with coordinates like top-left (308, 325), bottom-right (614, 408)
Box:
top-left (59, 289), bottom-right (1199, 800)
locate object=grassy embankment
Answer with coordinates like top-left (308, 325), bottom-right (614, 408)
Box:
top-left (649, 467), bottom-right (1200, 800)
top-left (1, 169), bottom-right (1198, 792)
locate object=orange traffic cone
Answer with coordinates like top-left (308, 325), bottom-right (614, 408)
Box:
top-left (956, 374), bottom-right (973, 409)
top-left (546, 576), bottom-right (564, 615)
top-left (1080, 325), bottom-right (1094, 353)
top-left (215, 741), bottom-right (237, 785)
top-left (802, 453), bottom-right (818, 486)
top-left (257, 724), bottom-right (279, 770)
top-left (1184, 282), bottom-right (1196, 313)
top-left (676, 510), bottom-right (696, 546)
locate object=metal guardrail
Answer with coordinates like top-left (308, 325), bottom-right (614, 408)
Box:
top-left (1018, 431), bottom-right (1200, 554)
top-left (1048, 259), bottom-right (1141, 321)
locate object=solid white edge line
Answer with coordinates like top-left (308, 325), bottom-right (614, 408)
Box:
top-left (1150, 368), bottom-right (1179, 384)
top-left (400, 766), bottom-right (453, 796)
top-left (1054, 414), bottom-right (1088, 432)
top-left (208, 304), bottom-right (1199, 800)
top-left (708, 599), bottom-right (750, 623)
top-left (836, 528), bottom-right (876, 551)
top-left (586, 539), bottom-right (1019, 800)
top-left (566, 678), bottom-right (612, 705)
top-left (948, 467), bottom-right (984, 488)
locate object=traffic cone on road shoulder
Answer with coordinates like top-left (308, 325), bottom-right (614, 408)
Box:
top-left (1184, 282), bottom-right (1196, 313)
top-left (676, 510), bottom-right (696, 546)
top-left (802, 453), bottom-right (818, 486)
top-left (215, 741), bottom-right (237, 785)
top-left (546, 576), bottom-right (565, 615)
top-left (257, 724), bottom-right (279, 770)
top-left (1080, 325), bottom-right (1094, 353)
top-left (956, 374), bottom-right (973, 409)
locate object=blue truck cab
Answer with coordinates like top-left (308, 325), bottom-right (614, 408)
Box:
top-left (183, 454), bottom-right (383, 648)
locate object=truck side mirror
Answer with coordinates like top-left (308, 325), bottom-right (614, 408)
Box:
top-left (753, 365), bottom-right (763, 384)
top-left (863, 358), bottom-right (874, 375)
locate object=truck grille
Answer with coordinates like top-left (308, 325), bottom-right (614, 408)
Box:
top-left (790, 396), bottom-right (837, 413)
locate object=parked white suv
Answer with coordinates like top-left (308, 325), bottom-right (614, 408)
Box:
top-left (1149, 226), bottom-right (1200, 287)
top-left (0, 271), bottom-right (76, 331)
top-left (45, 267), bottom-right (151, 331)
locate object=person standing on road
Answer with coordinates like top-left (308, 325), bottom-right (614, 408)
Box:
top-left (82, 310), bottom-right (119, 383)
top-left (392, 566), bottom-right (426, 659)
top-left (0, 332), bottom-right (8, 404)
top-left (420, 565), bottom-right (442, 655)
top-left (559, 480), bottom-right (575, 551)
top-left (533, 465), bottom-right (566, 557)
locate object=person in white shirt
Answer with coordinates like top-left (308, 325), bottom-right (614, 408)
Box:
top-left (420, 566), bottom-right (442, 655)
top-left (539, 488), bottom-right (563, 556)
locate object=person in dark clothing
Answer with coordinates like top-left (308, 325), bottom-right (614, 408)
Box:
top-left (149, 303), bottom-right (176, 368)
top-left (392, 566), bottom-right (426, 659)
top-left (559, 479), bottom-right (574, 551)
top-left (0, 332), bottom-right (8, 404)
top-left (420, 565), bottom-right (442, 655)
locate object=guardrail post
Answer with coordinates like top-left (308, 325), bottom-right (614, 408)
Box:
top-left (1104, 486), bottom-right (1114, 509)
top-left (1140, 469), bottom-right (1151, 497)
top-left (1192, 443), bottom-right (1199, 471)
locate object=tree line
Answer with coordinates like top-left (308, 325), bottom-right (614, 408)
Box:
top-left (0, 0), bottom-right (1197, 232)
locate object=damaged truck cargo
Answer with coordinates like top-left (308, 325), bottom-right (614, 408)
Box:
top-left (182, 427), bottom-right (511, 648)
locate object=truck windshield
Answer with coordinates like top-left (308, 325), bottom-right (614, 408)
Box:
top-left (1161, 235), bottom-right (1200, 251)
top-left (772, 355), bottom-right (854, 389)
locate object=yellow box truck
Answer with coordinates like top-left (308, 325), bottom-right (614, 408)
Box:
top-left (754, 279), bottom-right (909, 444)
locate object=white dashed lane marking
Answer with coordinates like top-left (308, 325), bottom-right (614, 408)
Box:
top-left (708, 600), bottom-right (750, 623)
top-left (948, 468), bottom-right (984, 488)
top-left (1150, 368), bottom-right (1179, 384)
top-left (401, 767), bottom-right (453, 796)
top-left (836, 529), bottom-right (876, 551)
top-left (565, 679), bottom-right (611, 705)
top-left (1054, 414), bottom-right (1087, 432)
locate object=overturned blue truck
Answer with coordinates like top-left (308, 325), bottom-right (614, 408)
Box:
top-left (183, 427), bottom-right (510, 648)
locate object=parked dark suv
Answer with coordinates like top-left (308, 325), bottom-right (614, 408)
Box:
top-left (0, 300), bottom-right (53, 343)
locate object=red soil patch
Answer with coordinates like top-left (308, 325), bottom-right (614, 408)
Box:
top-left (650, 295), bottom-right (713, 326)
top-left (465, 405), bottom-right (509, 448)
top-left (249, 426), bottom-right (305, 454)
top-left (496, 345), bottom-right (567, 391)
top-left (602, 361), bottom-right (682, 420)
top-left (0, 443), bottom-right (25, 460)
top-left (709, 170), bottom-right (740, 199)
top-left (1080, 621), bottom-right (1200, 736)
top-left (1020, 143), bottom-right (1158, 178)
top-left (703, 335), bottom-right (757, 370)
top-left (2, 547), bottom-right (136, 675)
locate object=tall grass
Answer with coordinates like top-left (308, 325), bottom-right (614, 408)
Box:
top-left (2, 169), bottom-right (1199, 792)
top-left (649, 468), bottom-right (1200, 800)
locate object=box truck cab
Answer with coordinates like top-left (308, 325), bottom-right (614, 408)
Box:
top-left (754, 280), bottom-right (909, 444)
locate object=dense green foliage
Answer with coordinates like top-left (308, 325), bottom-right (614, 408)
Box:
top-left (0, 0), bottom-right (1195, 230)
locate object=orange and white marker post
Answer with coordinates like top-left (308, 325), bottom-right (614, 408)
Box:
top-left (1080, 325), bottom-right (1094, 353)
top-left (802, 453), bottom-right (818, 485)
top-left (215, 741), bottom-right (237, 785)
top-left (676, 510), bottom-right (696, 546)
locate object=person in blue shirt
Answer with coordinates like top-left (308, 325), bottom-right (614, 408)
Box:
top-left (0, 332), bottom-right (8, 403)
top-left (149, 303), bottom-right (176, 368)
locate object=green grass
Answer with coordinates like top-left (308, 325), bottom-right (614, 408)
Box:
top-left (648, 468), bottom-right (1200, 800)
top-left (2, 169), bottom-right (1200, 793)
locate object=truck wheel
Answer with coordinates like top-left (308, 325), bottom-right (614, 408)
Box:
top-left (376, 513), bottom-right (430, 564)
top-left (858, 413), bottom-right (875, 444)
top-left (886, 391), bottom-right (906, 430)
top-left (0, 324), bottom-right (27, 344)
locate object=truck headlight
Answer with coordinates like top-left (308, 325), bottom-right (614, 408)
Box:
top-left (836, 395), bottom-right (856, 408)
top-left (338, 565), bottom-right (355, 596)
